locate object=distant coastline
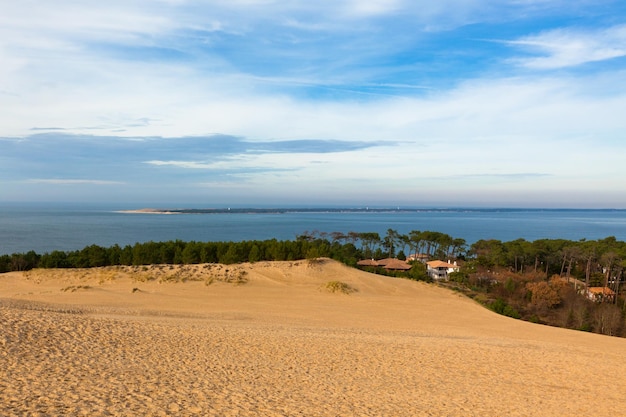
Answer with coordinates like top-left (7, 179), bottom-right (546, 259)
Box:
top-left (3, 206), bottom-right (625, 255)
top-left (116, 207), bottom-right (626, 214)
top-left (116, 208), bottom-right (181, 215)
top-left (117, 208), bottom-right (420, 214)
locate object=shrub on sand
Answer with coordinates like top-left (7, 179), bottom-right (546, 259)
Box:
top-left (61, 285), bottom-right (91, 292)
top-left (223, 269), bottom-right (248, 285)
top-left (322, 281), bottom-right (357, 294)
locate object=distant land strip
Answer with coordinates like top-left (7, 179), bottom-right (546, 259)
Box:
top-left (118, 208), bottom-right (417, 214)
top-left (116, 207), bottom-right (626, 214)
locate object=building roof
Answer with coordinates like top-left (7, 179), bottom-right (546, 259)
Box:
top-left (357, 259), bottom-right (379, 267)
top-left (427, 260), bottom-right (458, 269)
top-left (357, 258), bottom-right (411, 270)
top-left (375, 258), bottom-right (395, 266)
top-left (382, 259), bottom-right (412, 270)
top-left (587, 287), bottom-right (616, 295)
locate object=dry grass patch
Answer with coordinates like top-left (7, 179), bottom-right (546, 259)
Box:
top-left (322, 281), bottom-right (357, 294)
top-left (205, 268), bottom-right (248, 285)
top-left (222, 269), bottom-right (248, 285)
top-left (61, 285), bottom-right (91, 293)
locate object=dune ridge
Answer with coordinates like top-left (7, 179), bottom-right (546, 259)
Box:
top-left (2, 259), bottom-right (626, 416)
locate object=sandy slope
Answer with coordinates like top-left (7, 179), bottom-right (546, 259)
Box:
top-left (1, 259), bottom-right (625, 416)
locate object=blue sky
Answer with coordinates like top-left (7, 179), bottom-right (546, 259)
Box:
top-left (1, 1), bottom-right (626, 208)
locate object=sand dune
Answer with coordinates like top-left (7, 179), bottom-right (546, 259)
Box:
top-left (2, 259), bottom-right (625, 416)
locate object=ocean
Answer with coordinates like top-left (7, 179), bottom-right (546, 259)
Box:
top-left (1, 204), bottom-right (626, 255)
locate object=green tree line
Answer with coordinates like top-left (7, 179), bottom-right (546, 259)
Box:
top-left (468, 236), bottom-right (626, 290)
top-left (2, 231), bottom-right (626, 336)
top-left (0, 229), bottom-right (466, 272)
top-left (453, 236), bottom-right (626, 337)
top-left (0, 238), bottom-right (356, 272)
top-left (3, 232), bottom-right (625, 279)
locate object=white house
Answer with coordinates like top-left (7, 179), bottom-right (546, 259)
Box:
top-left (426, 260), bottom-right (460, 281)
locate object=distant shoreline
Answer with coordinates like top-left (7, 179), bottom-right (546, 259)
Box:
top-left (117, 208), bottom-right (414, 214)
top-left (116, 207), bottom-right (626, 214)
top-left (116, 208), bottom-right (181, 215)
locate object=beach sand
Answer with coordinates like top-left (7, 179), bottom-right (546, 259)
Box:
top-left (2, 259), bottom-right (625, 416)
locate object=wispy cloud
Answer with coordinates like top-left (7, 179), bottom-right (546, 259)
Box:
top-left (145, 159), bottom-right (299, 176)
top-left (2, 133), bottom-right (393, 186)
top-left (507, 24), bottom-right (626, 69)
top-left (444, 173), bottom-right (552, 180)
top-left (1, 1), bottom-right (626, 206)
top-left (30, 127), bottom-right (68, 131)
top-left (24, 179), bottom-right (125, 185)
top-left (145, 160), bottom-right (216, 169)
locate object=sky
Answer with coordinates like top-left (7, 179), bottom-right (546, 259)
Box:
top-left (1, 0), bottom-right (626, 208)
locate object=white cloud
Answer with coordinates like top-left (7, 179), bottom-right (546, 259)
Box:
top-left (341, 0), bottom-right (403, 17)
top-left (145, 160), bottom-right (214, 169)
top-left (24, 179), bottom-right (125, 185)
top-left (0, 2), bottom-right (175, 42)
top-left (2, 1), bottom-right (625, 206)
top-left (508, 24), bottom-right (626, 69)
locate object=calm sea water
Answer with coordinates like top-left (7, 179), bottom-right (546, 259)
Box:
top-left (1, 204), bottom-right (626, 255)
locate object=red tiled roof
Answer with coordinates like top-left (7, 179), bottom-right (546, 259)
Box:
top-left (427, 260), bottom-right (458, 269)
top-left (357, 258), bottom-right (412, 270)
top-left (375, 258), bottom-right (395, 266)
top-left (382, 259), bottom-right (411, 270)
